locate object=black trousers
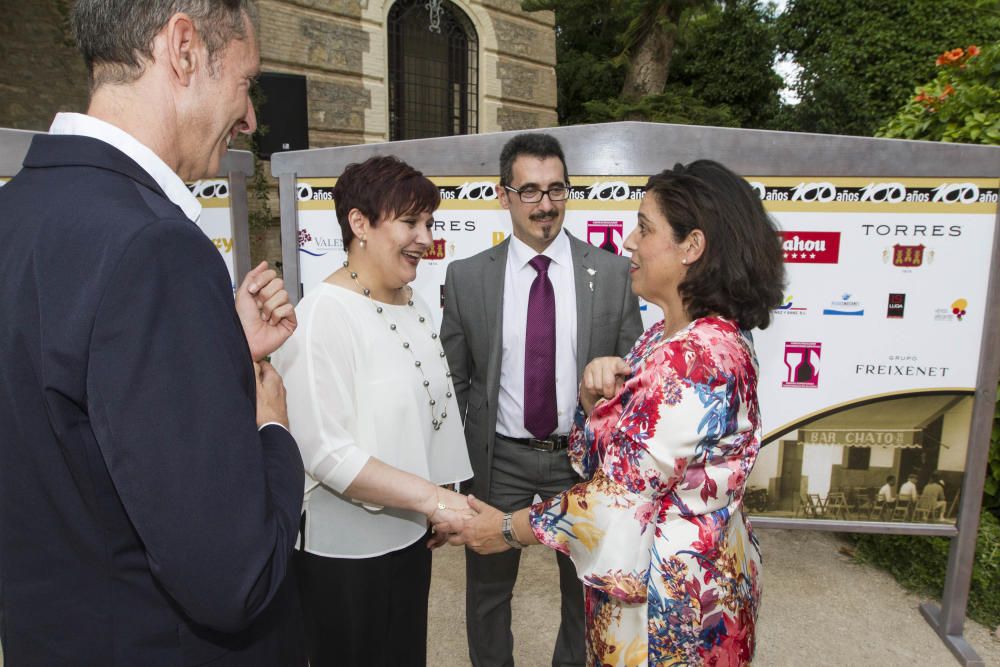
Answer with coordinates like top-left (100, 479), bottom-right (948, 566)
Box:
top-left (294, 531), bottom-right (433, 667)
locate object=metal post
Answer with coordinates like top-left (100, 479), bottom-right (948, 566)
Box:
top-left (227, 169), bottom-right (251, 287)
top-left (278, 173), bottom-right (301, 303)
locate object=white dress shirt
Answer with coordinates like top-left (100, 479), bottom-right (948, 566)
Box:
top-left (49, 112), bottom-right (202, 223)
top-left (271, 283), bottom-right (472, 558)
top-left (496, 231), bottom-right (578, 438)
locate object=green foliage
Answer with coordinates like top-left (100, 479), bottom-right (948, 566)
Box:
top-left (582, 84), bottom-right (739, 127)
top-left (878, 43), bottom-right (1000, 145)
top-left (777, 0), bottom-right (1000, 136)
top-left (248, 81), bottom-right (273, 233)
top-left (852, 511), bottom-right (1000, 628)
top-left (987, 383), bottom-right (1000, 516)
top-left (521, 0), bottom-right (781, 128)
top-left (669, 1), bottom-right (783, 128)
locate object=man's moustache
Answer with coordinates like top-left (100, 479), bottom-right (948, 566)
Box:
top-left (530, 212), bottom-right (557, 221)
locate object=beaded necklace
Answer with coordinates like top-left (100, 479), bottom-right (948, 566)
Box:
top-left (343, 260), bottom-right (453, 431)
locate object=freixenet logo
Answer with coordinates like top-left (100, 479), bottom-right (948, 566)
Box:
top-left (782, 341), bottom-right (822, 389)
top-left (423, 238), bottom-right (447, 260)
top-left (887, 293), bottom-right (906, 319)
top-left (779, 232), bottom-right (840, 264)
top-left (587, 220), bottom-right (624, 255)
top-left (773, 295), bottom-right (808, 317)
top-left (822, 293), bottom-right (864, 317)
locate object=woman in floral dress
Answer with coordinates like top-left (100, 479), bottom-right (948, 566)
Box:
top-left (443, 160), bottom-right (785, 666)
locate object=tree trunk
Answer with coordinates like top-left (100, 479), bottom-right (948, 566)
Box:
top-left (620, 2), bottom-right (679, 102)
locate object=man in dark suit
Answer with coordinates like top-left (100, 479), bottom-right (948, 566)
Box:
top-left (441, 133), bottom-right (643, 667)
top-left (0, 2), bottom-right (305, 665)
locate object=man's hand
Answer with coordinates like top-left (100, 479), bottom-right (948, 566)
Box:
top-left (237, 261), bottom-right (297, 361)
top-left (441, 495), bottom-right (510, 555)
top-left (255, 360), bottom-right (289, 428)
top-left (580, 356), bottom-right (630, 415)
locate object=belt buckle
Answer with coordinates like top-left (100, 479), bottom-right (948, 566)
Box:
top-left (529, 437), bottom-right (556, 452)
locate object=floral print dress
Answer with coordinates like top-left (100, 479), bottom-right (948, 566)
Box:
top-left (529, 317), bottom-right (762, 667)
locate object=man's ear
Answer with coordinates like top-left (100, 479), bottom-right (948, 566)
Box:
top-left (498, 182), bottom-right (511, 211)
top-left (164, 13), bottom-right (199, 86)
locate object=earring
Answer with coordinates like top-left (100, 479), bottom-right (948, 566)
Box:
top-left (681, 258), bottom-right (688, 265)
top-left (360, 237), bottom-right (367, 249)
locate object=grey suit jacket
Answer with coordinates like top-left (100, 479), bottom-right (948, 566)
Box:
top-left (441, 231), bottom-right (644, 500)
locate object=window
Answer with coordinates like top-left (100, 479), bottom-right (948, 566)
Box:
top-left (846, 447), bottom-right (872, 470)
top-left (388, 0), bottom-right (479, 140)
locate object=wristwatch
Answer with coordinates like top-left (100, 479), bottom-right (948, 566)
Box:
top-left (501, 512), bottom-right (525, 549)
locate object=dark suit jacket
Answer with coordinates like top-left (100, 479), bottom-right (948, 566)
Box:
top-left (441, 232), bottom-right (643, 500)
top-left (0, 134), bottom-right (305, 666)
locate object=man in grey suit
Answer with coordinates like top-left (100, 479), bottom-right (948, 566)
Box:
top-left (441, 133), bottom-right (643, 667)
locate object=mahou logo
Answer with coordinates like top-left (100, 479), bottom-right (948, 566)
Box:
top-left (779, 232), bottom-right (841, 264)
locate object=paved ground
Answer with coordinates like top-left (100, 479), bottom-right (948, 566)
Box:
top-left (427, 529), bottom-right (1000, 667)
top-left (3, 529), bottom-right (997, 666)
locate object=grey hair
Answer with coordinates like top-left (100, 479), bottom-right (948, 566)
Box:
top-left (71, 0), bottom-right (258, 89)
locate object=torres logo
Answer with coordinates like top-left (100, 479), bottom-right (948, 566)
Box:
top-left (887, 293), bottom-right (906, 319)
top-left (587, 220), bottom-right (624, 255)
top-left (779, 232), bottom-right (840, 264)
top-left (423, 239), bottom-right (447, 260)
top-left (782, 341), bottom-right (822, 388)
top-left (885, 243), bottom-right (932, 268)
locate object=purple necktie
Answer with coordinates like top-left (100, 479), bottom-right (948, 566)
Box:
top-left (524, 255), bottom-right (557, 439)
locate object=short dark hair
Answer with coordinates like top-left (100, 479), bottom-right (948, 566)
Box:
top-left (499, 133), bottom-right (568, 187)
top-left (887, 475), bottom-right (897, 483)
top-left (333, 155), bottom-right (440, 248)
top-left (644, 160), bottom-right (785, 330)
top-left (72, 0), bottom-right (256, 88)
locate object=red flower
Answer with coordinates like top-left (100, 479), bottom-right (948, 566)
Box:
top-left (968, 45), bottom-right (980, 57)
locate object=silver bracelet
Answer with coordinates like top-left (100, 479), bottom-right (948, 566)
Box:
top-left (501, 512), bottom-right (525, 549)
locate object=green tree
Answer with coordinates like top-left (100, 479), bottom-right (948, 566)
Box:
top-left (878, 43), bottom-right (1000, 145)
top-left (524, 0), bottom-right (781, 128)
top-left (776, 0), bottom-right (1000, 137)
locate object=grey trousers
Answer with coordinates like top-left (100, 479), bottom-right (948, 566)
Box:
top-left (465, 434), bottom-right (586, 667)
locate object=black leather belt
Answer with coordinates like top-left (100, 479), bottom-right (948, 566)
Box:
top-left (496, 433), bottom-right (570, 452)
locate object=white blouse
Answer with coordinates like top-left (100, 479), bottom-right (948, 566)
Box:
top-left (272, 282), bottom-right (472, 558)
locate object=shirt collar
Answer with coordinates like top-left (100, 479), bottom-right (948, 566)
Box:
top-left (49, 112), bottom-right (202, 223)
top-left (509, 228), bottom-right (572, 271)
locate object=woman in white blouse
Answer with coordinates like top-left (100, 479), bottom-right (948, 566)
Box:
top-left (272, 156), bottom-right (472, 667)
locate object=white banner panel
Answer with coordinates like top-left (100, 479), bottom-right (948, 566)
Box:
top-left (296, 175), bottom-right (998, 450)
top-left (187, 178), bottom-right (237, 290)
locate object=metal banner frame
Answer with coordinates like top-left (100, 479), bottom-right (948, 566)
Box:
top-left (273, 122), bottom-right (1000, 665)
top-left (0, 127), bottom-right (255, 287)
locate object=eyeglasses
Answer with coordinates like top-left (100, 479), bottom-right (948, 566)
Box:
top-left (503, 184), bottom-right (570, 203)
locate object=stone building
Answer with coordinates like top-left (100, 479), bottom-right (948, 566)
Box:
top-left (0, 0), bottom-right (559, 144)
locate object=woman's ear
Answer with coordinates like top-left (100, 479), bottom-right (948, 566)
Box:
top-left (684, 229), bottom-right (706, 263)
top-left (347, 208), bottom-right (369, 241)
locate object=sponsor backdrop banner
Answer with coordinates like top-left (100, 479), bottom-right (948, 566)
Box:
top-left (187, 178), bottom-right (238, 289)
top-left (296, 174), bottom-right (997, 424)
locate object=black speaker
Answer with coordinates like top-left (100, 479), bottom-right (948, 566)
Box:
top-left (254, 72), bottom-right (309, 159)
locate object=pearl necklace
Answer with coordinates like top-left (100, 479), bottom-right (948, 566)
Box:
top-left (343, 260), bottom-right (453, 431)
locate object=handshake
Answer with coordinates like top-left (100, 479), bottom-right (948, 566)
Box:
top-left (426, 487), bottom-right (524, 554)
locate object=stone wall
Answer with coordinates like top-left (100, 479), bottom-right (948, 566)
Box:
top-left (0, 0), bottom-right (558, 142)
top-left (0, 0), bottom-right (90, 131)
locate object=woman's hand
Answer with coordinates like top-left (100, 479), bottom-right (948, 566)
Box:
top-left (424, 486), bottom-right (476, 548)
top-left (580, 356), bottom-right (631, 415)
